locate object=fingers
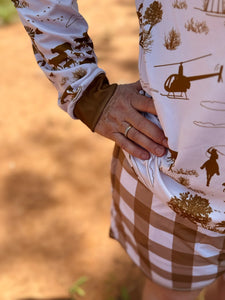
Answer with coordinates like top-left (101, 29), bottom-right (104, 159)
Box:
top-left (126, 124), bottom-right (166, 156)
top-left (131, 94), bottom-right (157, 115)
top-left (121, 121), bottom-right (167, 158)
top-left (125, 109), bottom-right (168, 145)
top-left (115, 132), bottom-right (151, 160)
top-left (94, 81), bottom-right (169, 160)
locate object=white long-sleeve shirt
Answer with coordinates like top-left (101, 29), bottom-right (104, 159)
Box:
top-left (12, 0), bottom-right (109, 121)
top-left (14, 0), bottom-right (225, 233)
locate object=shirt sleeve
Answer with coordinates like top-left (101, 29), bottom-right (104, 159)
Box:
top-left (12, 0), bottom-right (117, 130)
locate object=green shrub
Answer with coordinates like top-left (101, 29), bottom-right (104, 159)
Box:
top-left (0, 0), bottom-right (19, 26)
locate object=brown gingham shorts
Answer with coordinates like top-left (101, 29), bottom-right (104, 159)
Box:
top-left (109, 145), bottom-right (225, 291)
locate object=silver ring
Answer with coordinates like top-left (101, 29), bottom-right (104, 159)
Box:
top-left (124, 125), bottom-right (133, 137)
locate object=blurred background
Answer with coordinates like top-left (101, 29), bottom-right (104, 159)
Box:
top-left (0, 0), bottom-right (144, 299)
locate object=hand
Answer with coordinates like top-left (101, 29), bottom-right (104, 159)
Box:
top-left (94, 81), bottom-right (168, 160)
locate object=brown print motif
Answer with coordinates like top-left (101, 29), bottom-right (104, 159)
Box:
top-left (164, 150), bottom-right (200, 190)
top-left (172, 0), bottom-right (188, 9)
top-left (60, 77), bottom-right (69, 86)
top-left (72, 68), bottom-right (87, 80)
top-left (49, 42), bottom-right (75, 70)
top-left (203, 0), bottom-right (225, 14)
top-left (200, 147), bottom-right (220, 186)
top-left (24, 26), bottom-right (46, 66)
top-left (222, 182), bottom-right (225, 191)
top-left (73, 32), bottom-right (94, 50)
top-left (154, 54), bottom-right (223, 100)
top-left (193, 121), bottom-right (225, 128)
top-left (164, 27), bottom-right (181, 50)
top-left (171, 168), bottom-right (199, 177)
top-left (11, 0), bottom-right (29, 8)
top-left (194, 100), bottom-right (225, 129)
top-left (24, 26), bottom-right (43, 39)
top-left (137, 1), bottom-right (163, 52)
top-left (196, 0), bottom-right (225, 17)
top-left (200, 100), bottom-right (225, 111)
top-left (185, 18), bottom-right (209, 34)
top-left (215, 220), bottom-right (225, 233)
top-left (168, 192), bottom-right (213, 226)
top-left (162, 163), bottom-right (205, 194)
top-left (177, 176), bottom-right (190, 187)
top-left (167, 148), bottom-right (178, 171)
top-left (48, 32), bottom-right (96, 70)
top-left (61, 85), bottom-right (82, 104)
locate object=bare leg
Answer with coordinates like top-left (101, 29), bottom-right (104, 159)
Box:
top-left (205, 275), bottom-right (225, 300)
top-left (142, 275), bottom-right (225, 300)
top-left (142, 278), bottom-right (200, 300)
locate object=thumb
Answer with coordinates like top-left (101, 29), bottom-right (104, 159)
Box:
top-left (133, 80), bottom-right (142, 91)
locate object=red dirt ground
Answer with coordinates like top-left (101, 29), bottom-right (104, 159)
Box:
top-left (0, 1), bottom-right (145, 299)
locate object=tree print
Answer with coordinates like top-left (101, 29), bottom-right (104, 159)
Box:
top-left (137, 1), bottom-right (163, 52)
top-left (164, 28), bottom-right (181, 50)
top-left (168, 192), bottom-right (212, 225)
top-left (11, 0), bottom-right (29, 8)
top-left (215, 221), bottom-right (225, 233)
top-left (137, 3), bottom-right (144, 23)
top-left (178, 176), bottom-right (190, 187)
top-left (139, 30), bottom-right (154, 51)
top-left (172, 0), bottom-right (188, 9)
top-left (144, 1), bottom-right (163, 35)
top-left (72, 68), bottom-right (87, 80)
top-left (173, 168), bottom-right (199, 177)
top-left (185, 18), bottom-right (209, 34)
top-left (60, 77), bottom-right (69, 86)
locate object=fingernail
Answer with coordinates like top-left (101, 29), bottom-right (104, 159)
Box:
top-left (155, 146), bottom-right (165, 156)
top-left (162, 138), bottom-right (169, 148)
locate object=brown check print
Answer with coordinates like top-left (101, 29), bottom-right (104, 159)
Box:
top-left (110, 145), bottom-right (225, 291)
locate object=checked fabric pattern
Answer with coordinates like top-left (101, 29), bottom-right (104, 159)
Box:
top-left (110, 145), bottom-right (225, 291)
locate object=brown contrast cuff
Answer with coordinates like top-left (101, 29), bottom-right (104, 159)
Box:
top-left (74, 73), bottom-right (117, 131)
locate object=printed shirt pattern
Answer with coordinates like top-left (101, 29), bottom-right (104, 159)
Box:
top-left (12, 0), bottom-right (105, 118)
top-left (14, 0), bottom-right (225, 233)
top-left (127, 0), bottom-right (225, 233)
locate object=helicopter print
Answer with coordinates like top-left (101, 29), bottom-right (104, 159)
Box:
top-left (154, 54), bottom-right (223, 100)
top-left (196, 0), bottom-right (225, 18)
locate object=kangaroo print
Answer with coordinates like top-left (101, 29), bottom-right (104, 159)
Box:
top-left (12, 0), bottom-right (103, 116)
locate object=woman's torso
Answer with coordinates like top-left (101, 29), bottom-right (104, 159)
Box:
top-left (128, 0), bottom-right (225, 233)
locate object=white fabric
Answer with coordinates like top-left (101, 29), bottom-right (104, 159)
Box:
top-left (125, 0), bottom-right (225, 233)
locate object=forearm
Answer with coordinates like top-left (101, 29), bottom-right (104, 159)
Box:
top-left (12, 0), bottom-right (116, 130)
top-left (74, 73), bottom-right (117, 130)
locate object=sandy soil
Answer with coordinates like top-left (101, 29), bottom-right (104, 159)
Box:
top-left (0, 1), bottom-right (145, 299)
